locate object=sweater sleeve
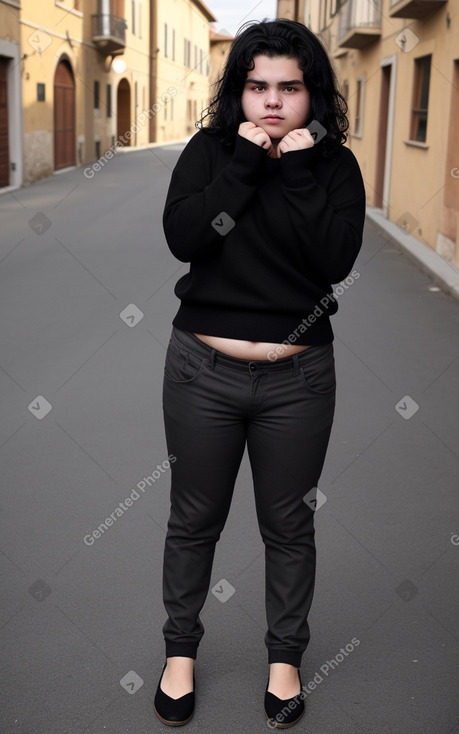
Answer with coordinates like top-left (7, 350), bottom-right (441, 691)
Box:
top-left (279, 146), bottom-right (366, 284)
top-left (163, 130), bottom-right (267, 262)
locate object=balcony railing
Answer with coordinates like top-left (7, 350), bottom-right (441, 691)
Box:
top-left (338, 0), bottom-right (382, 49)
top-left (92, 14), bottom-right (127, 54)
top-left (389, 0), bottom-right (447, 19)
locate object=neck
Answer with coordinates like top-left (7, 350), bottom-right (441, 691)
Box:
top-left (267, 138), bottom-right (280, 159)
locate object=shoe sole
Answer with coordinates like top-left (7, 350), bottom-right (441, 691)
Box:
top-left (265, 708), bottom-right (305, 729)
top-left (154, 704), bottom-right (195, 726)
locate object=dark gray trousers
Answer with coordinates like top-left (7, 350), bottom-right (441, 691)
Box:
top-left (161, 326), bottom-right (336, 667)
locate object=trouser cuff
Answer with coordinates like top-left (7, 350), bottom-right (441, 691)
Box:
top-left (268, 649), bottom-right (303, 667)
top-left (165, 641), bottom-right (199, 660)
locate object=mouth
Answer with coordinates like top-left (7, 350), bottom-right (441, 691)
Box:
top-left (263, 115), bottom-right (283, 120)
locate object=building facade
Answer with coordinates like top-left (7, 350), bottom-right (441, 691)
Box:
top-left (209, 27), bottom-right (233, 97)
top-left (278, 0), bottom-right (459, 269)
top-left (0, 0), bottom-right (217, 189)
top-left (0, 0), bottom-right (23, 190)
top-left (17, 0), bottom-right (155, 184)
top-left (154, 0), bottom-right (216, 141)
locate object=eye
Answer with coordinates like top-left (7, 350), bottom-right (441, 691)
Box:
top-left (284, 86), bottom-right (297, 92)
top-left (251, 85), bottom-right (265, 92)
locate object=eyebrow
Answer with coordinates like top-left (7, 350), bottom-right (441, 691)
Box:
top-left (245, 78), bottom-right (305, 86)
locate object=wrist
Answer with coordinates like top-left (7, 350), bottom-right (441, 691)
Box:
top-left (225, 134), bottom-right (267, 184)
top-left (280, 146), bottom-right (317, 186)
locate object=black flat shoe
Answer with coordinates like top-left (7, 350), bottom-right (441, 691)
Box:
top-left (264, 667), bottom-right (305, 728)
top-left (154, 660), bottom-right (196, 726)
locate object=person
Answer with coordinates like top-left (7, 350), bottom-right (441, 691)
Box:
top-left (154, 18), bottom-right (366, 728)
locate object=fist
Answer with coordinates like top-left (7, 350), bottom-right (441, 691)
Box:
top-left (277, 128), bottom-right (315, 157)
top-left (238, 121), bottom-right (272, 151)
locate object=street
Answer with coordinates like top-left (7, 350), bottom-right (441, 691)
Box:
top-left (1, 143), bottom-right (458, 733)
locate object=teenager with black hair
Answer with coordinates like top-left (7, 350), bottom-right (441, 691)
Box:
top-left (154, 18), bottom-right (366, 728)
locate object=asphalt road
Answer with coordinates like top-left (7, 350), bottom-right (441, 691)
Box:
top-left (1, 143), bottom-right (458, 734)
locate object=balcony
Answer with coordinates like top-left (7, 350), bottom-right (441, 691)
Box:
top-left (338, 0), bottom-right (382, 50)
top-left (389, 0), bottom-right (447, 18)
top-left (92, 14), bottom-right (127, 55)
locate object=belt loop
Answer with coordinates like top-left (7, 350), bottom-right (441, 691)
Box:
top-left (208, 348), bottom-right (216, 370)
top-left (292, 353), bottom-right (300, 376)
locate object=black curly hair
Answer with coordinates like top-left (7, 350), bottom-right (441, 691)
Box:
top-left (199, 18), bottom-right (349, 157)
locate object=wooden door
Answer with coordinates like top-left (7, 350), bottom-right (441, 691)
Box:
top-left (117, 78), bottom-right (131, 145)
top-left (54, 60), bottom-right (75, 169)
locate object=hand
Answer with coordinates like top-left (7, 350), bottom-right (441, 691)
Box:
top-left (238, 121), bottom-right (273, 154)
top-left (276, 128), bottom-right (315, 157)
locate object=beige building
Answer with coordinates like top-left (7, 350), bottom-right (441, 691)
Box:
top-left (18, 0), bottom-right (151, 183)
top-left (154, 0), bottom-right (216, 141)
top-left (209, 27), bottom-right (233, 98)
top-left (0, 0), bottom-right (217, 188)
top-left (278, 0), bottom-right (459, 269)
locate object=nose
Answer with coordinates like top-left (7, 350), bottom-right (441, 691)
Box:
top-left (265, 88), bottom-right (282, 108)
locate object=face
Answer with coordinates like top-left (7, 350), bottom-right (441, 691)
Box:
top-left (241, 55), bottom-right (311, 140)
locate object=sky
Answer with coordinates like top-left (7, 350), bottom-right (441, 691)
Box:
top-left (208, 0), bottom-right (278, 37)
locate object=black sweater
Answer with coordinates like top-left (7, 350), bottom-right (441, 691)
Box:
top-left (162, 128), bottom-right (366, 345)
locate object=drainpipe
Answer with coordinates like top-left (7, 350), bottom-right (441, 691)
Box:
top-left (101, 0), bottom-right (110, 35)
top-left (149, 0), bottom-right (157, 142)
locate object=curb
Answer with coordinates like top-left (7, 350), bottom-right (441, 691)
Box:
top-left (116, 137), bottom-right (193, 153)
top-left (366, 207), bottom-right (459, 302)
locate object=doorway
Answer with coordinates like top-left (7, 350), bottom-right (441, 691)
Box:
top-left (375, 56), bottom-right (396, 214)
top-left (54, 59), bottom-right (76, 170)
top-left (117, 78), bottom-right (131, 145)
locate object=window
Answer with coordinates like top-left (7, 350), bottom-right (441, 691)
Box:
top-left (194, 44), bottom-right (197, 69)
top-left (172, 29), bottom-right (175, 61)
top-left (131, 0), bottom-right (136, 35)
top-left (354, 77), bottom-right (364, 136)
top-left (184, 38), bottom-right (190, 67)
top-left (94, 80), bottom-right (100, 109)
top-left (410, 55), bottom-right (431, 143)
top-left (164, 23), bottom-right (168, 57)
top-left (106, 83), bottom-right (112, 117)
top-left (200, 49), bottom-right (203, 74)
